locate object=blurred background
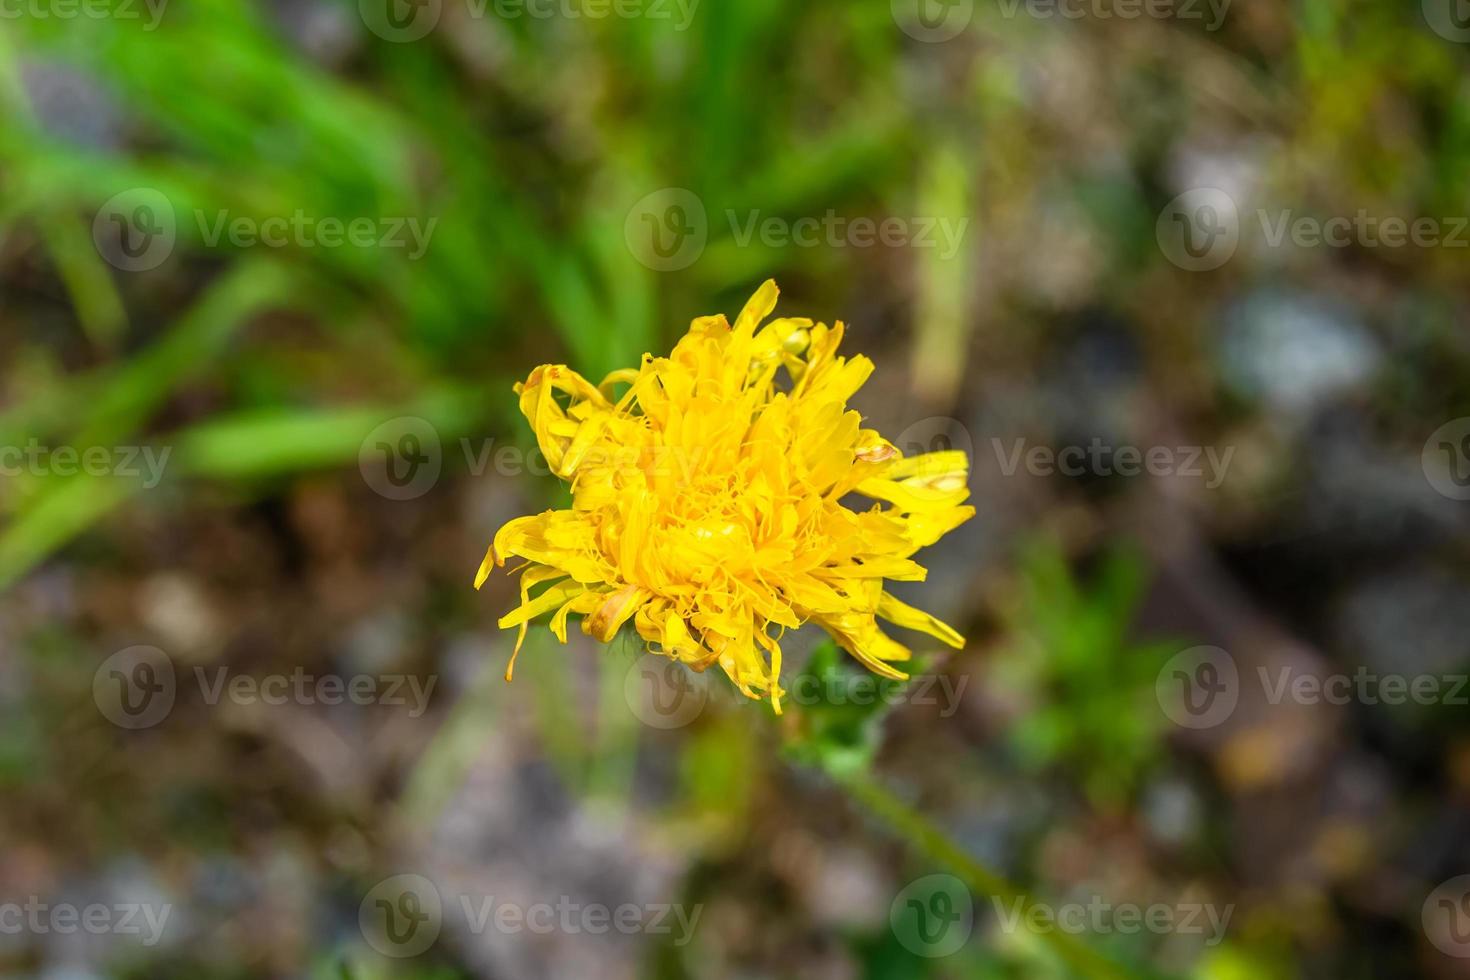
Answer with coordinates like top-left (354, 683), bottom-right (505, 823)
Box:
top-left (3, 0), bottom-right (1470, 977)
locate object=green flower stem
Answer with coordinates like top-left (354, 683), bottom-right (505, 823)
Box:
top-left (830, 766), bottom-right (1132, 980)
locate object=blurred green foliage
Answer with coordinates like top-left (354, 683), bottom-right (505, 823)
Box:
top-left (994, 539), bottom-right (1176, 808)
top-left (780, 641), bottom-right (909, 778)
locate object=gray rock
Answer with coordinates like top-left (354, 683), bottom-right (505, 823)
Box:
top-left (1219, 291), bottom-right (1380, 421)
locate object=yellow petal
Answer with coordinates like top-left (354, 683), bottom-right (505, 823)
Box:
top-left (733, 279), bottom-right (780, 338)
top-left (586, 584), bottom-right (648, 642)
top-left (878, 591), bottom-right (965, 649)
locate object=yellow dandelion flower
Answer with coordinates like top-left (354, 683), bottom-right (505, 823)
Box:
top-left (475, 280), bottom-right (974, 712)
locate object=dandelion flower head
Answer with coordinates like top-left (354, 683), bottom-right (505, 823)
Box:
top-left (476, 280), bottom-right (974, 711)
